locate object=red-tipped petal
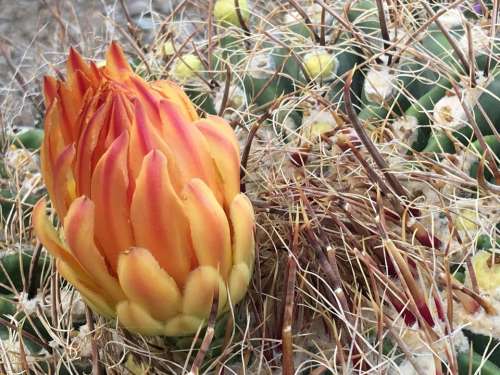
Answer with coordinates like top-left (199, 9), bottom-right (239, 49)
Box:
top-left (158, 100), bottom-right (221, 200)
top-left (90, 131), bottom-right (134, 272)
top-left (41, 99), bottom-right (67, 199)
top-left (64, 196), bottom-right (125, 304)
top-left (129, 76), bottom-right (162, 126)
top-left (195, 117), bottom-right (240, 206)
top-left (205, 115), bottom-right (240, 152)
top-left (75, 94), bottom-right (113, 196)
top-left (130, 150), bottom-right (192, 286)
top-left (182, 178), bottom-right (232, 280)
top-left (129, 100), bottom-right (183, 191)
top-left (105, 42), bottom-right (132, 80)
top-left (152, 80), bottom-right (199, 122)
top-left (67, 48), bottom-right (95, 98)
top-left (43, 76), bottom-right (59, 108)
top-left (104, 91), bottom-right (133, 147)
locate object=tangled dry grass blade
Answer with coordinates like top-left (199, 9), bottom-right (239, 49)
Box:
top-left (1, 0), bottom-right (500, 374)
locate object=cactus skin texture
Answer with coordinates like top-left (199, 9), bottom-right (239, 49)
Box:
top-left (32, 42), bottom-right (255, 337)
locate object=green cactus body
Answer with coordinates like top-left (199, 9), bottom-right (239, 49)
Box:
top-left (0, 252), bottom-right (50, 295)
top-left (468, 72), bottom-right (500, 137)
top-left (242, 41), bottom-right (298, 108)
top-left (216, 34), bottom-right (247, 67)
top-left (329, 37), bottom-right (365, 111)
top-left (457, 350), bottom-right (500, 375)
top-left (360, 59), bottom-right (439, 122)
top-left (358, 103), bottom-right (389, 124)
top-left (393, 60), bottom-right (440, 114)
top-left (419, 25), bottom-right (465, 74)
top-left (242, 71), bottom-right (293, 109)
top-left (467, 135), bottom-right (500, 182)
top-left (476, 233), bottom-right (499, 251)
top-left (463, 329), bottom-right (500, 368)
top-left (0, 296), bottom-right (50, 354)
top-left (11, 128), bottom-right (44, 150)
top-left (185, 85), bottom-right (217, 115)
top-left (1, 188), bottom-right (44, 226)
top-left (396, 79), bottom-right (452, 151)
top-left (347, 0), bottom-right (381, 51)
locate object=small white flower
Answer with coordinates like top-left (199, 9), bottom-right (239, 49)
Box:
top-left (364, 66), bottom-right (395, 104)
top-left (436, 8), bottom-right (463, 29)
top-left (433, 95), bottom-right (467, 128)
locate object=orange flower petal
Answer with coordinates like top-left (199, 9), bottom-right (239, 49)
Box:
top-left (104, 91), bottom-right (133, 147)
top-left (91, 131), bottom-right (134, 272)
top-left (228, 263), bottom-right (251, 305)
top-left (74, 93), bottom-right (113, 196)
top-left (117, 247), bottom-right (182, 321)
top-left (229, 193), bottom-right (255, 270)
top-left (43, 76), bottom-right (58, 108)
top-left (105, 41), bottom-right (132, 80)
top-left (158, 100), bottom-right (221, 200)
top-left (129, 76), bottom-right (163, 127)
top-left (67, 48), bottom-right (94, 99)
top-left (152, 80), bottom-right (199, 122)
top-left (182, 266), bottom-right (228, 318)
top-left (205, 115), bottom-right (240, 152)
top-left (52, 144), bottom-right (76, 218)
top-left (129, 100), bottom-right (184, 192)
top-left (64, 196), bottom-right (125, 304)
top-left (164, 315), bottom-right (204, 337)
top-left (182, 178), bottom-right (232, 280)
top-left (116, 301), bottom-right (164, 336)
top-left (32, 199), bottom-right (92, 286)
top-left (194, 117), bottom-right (240, 206)
top-left (130, 150), bottom-right (192, 286)
top-left (41, 101), bottom-right (64, 203)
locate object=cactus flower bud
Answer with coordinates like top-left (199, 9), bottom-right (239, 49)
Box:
top-left (162, 40), bottom-right (176, 57)
top-left (470, 250), bottom-right (500, 292)
top-left (214, 0), bottom-right (249, 27)
top-left (303, 50), bottom-right (337, 81)
top-left (172, 54), bottom-right (204, 82)
top-left (33, 42), bottom-right (255, 336)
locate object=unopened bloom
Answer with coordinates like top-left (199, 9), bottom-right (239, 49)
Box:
top-left (172, 54), bottom-right (204, 82)
top-left (303, 50), bottom-right (337, 81)
top-left (33, 42), bottom-right (255, 336)
top-left (214, 0), bottom-right (249, 27)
